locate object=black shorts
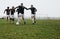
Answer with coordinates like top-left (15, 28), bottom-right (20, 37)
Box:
top-left (18, 12), bottom-right (24, 14)
top-left (7, 13), bottom-right (10, 15)
top-left (31, 12), bottom-right (35, 14)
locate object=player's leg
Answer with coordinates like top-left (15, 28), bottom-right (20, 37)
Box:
top-left (8, 15), bottom-right (10, 21)
top-left (10, 15), bottom-right (11, 22)
top-left (6, 15), bottom-right (9, 21)
top-left (10, 15), bottom-right (14, 23)
top-left (16, 13), bottom-right (20, 25)
top-left (31, 14), bottom-right (35, 24)
top-left (17, 13), bottom-right (21, 23)
top-left (34, 14), bottom-right (36, 23)
top-left (10, 18), bottom-right (12, 23)
top-left (22, 14), bottom-right (26, 24)
top-left (7, 16), bottom-right (8, 21)
top-left (12, 15), bottom-right (14, 23)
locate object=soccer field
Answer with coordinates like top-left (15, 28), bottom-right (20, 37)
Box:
top-left (0, 19), bottom-right (60, 39)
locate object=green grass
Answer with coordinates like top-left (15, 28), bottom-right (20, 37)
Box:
top-left (0, 19), bottom-right (60, 39)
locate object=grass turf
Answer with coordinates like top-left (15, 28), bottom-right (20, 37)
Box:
top-left (0, 19), bottom-right (60, 39)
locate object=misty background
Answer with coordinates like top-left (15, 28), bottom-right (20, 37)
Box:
top-left (0, 0), bottom-right (60, 19)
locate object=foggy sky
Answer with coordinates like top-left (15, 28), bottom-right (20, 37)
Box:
top-left (0, 0), bottom-right (60, 18)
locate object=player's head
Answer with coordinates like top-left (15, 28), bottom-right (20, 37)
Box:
top-left (21, 3), bottom-right (23, 6)
top-left (31, 5), bottom-right (33, 7)
top-left (12, 6), bottom-right (14, 9)
top-left (7, 6), bottom-right (9, 9)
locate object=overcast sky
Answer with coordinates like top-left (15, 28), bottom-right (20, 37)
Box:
top-left (0, 0), bottom-right (60, 18)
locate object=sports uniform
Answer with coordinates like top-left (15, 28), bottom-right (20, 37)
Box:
top-left (4, 7), bottom-right (10, 21)
top-left (28, 5), bottom-right (37, 24)
top-left (16, 4), bottom-right (27, 24)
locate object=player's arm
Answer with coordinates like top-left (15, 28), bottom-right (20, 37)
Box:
top-left (4, 9), bottom-right (6, 13)
top-left (16, 9), bottom-right (18, 12)
top-left (15, 7), bottom-right (17, 9)
top-left (24, 7), bottom-right (28, 10)
top-left (15, 6), bottom-right (19, 9)
top-left (27, 8), bottom-right (31, 10)
top-left (34, 8), bottom-right (37, 12)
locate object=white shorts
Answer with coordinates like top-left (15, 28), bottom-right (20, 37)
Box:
top-left (6, 15), bottom-right (10, 17)
top-left (18, 13), bottom-right (24, 17)
top-left (31, 14), bottom-right (35, 17)
top-left (10, 15), bottom-right (14, 18)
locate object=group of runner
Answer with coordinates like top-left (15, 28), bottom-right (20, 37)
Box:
top-left (4, 3), bottom-right (37, 25)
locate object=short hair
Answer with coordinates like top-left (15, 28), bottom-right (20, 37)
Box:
top-left (21, 3), bottom-right (23, 5)
top-left (31, 5), bottom-right (33, 6)
top-left (7, 7), bottom-right (9, 8)
top-left (12, 6), bottom-right (14, 8)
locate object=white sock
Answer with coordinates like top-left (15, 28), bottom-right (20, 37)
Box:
top-left (17, 16), bottom-right (20, 23)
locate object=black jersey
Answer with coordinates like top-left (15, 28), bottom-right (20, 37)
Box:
top-left (10, 9), bottom-right (15, 15)
top-left (16, 6), bottom-right (27, 14)
top-left (5, 9), bottom-right (10, 15)
top-left (28, 7), bottom-right (37, 14)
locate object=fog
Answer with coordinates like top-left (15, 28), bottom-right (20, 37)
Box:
top-left (0, 0), bottom-right (60, 18)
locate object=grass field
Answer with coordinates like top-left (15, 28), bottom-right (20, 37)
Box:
top-left (0, 19), bottom-right (60, 39)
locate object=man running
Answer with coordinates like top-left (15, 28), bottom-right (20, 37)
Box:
top-left (28, 5), bottom-right (37, 24)
top-left (4, 6), bottom-right (10, 21)
top-left (10, 6), bottom-right (15, 23)
top-left (16, 3), bottom-right (28, 25)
